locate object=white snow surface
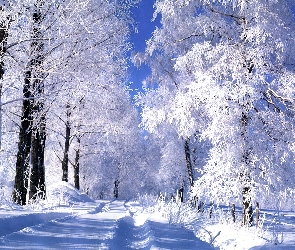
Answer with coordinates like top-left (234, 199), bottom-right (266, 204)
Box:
top-left (0, 182), bottom-right (212, 249)
top-left (0, 182), bottom-right (294, 249)
top-left (47, 181), bottom-right (94, 204)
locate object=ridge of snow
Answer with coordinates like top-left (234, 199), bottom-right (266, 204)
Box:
top-left (46, 181), bottom-right (94, 204)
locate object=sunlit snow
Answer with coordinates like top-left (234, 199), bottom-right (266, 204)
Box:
top-left (0, 182), bottom-right (294, 249)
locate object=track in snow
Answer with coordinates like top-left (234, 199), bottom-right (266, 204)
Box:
top-left (0, 200), bottom-right (213, 249)
top-left (110, 216), bottom-right (207, 249)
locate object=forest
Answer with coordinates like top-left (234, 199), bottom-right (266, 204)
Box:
top-left (0, 0), bottom-right (295, 240)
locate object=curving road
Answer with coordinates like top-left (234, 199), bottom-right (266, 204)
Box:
top-left (0, 200), bottom-right (213, 249)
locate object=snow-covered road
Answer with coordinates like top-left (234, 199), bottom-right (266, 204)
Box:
top-left (1, 181), bottom-right (295, 250)
top-left (0, 200), bottom-right (213, 249)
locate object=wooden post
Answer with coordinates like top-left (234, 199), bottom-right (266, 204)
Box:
top-left (256, 202), bottom-right (259, 228)
top-left (232, 203), bottom-right (236, 223)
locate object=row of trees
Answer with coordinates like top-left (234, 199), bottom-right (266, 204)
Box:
top-left (0, 0), bottom-right (151, 204)
top-left (1, 0), bottom-right (295, 228)
top-left (134, 0), bottom-right (295, 225)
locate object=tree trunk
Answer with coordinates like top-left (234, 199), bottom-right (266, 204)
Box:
top-left (184, 138), bottom-right (194, 189)
top-left (0, 10), bottom-right (10, 152)
top-left (232, 203), bottom-right (236, 223)
top-left (27, 77), bottom-right (47, 201)
top-left (73, 98), bottom-right (84, 190)
top-left (29, 131), bottom-right (39, 200)
top-left (74, 136), bottom-right (80, 190)
top-left (29, 114), bottom-right (46, 200)
top-left (28, 3), bottom-right (46, 202)
top-left (209, 202), bottom-right (214, 219)
top-left (62, 103), bottom-right (71, 182)
top-left (242, 186), bottom-right (253, 226)
top-left (114, 179), bottom-right (119, 199)
top-left (14, 2), bottom-right (46, 204)
top-left (240, 108), bottom-right (253, 225)
top-left (256, 202), bottom-right (259, 228)
top-left (13, 72), bottom-right (32, 205)
top-left (178, 186), bottom-right (184, 202)
top-left (239, 90), bottom-right (253, 226)
top-left (185, 137), bottom-right (198, 207)
top-left (240, 10), bottom-right (253, 225)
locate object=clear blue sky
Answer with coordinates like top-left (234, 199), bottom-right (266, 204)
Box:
top-left (128, 1), bottom-right (161, 100)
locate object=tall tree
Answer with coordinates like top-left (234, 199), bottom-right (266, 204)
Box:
top-left (41, 0), bottom-right (140, 195)
top-left (61, 102), bottom-right (71, 182)
top-left (184, 137), bottom-right (194, 190)
top-left (14, 0), bottom-right (46, 204)
top-left (78, 85), bottom-right (146, 199)
top-left (136, 0), bottom-right (295, 223)
top-left (73, 135), bottom-right (80, 190)
top-left (11, 0), bottom-right (138, 204)
top-left (28, 1), bottom-right (46, 201)
top-left (0, 5), bottom-right (9, 151)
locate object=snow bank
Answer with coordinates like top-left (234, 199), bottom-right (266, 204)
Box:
top-left (46, 181), bottom-right (94, 204)
top-left (197, 223), bottom-right (267, 250)
top-left (0, 211), bottom-right (69, 237)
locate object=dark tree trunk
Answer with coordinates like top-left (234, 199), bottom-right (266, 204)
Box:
top-left (114, 179), bottom-right (119, 199)
top-left (241, 106), bottom-right (253, 226)
top-left (29, 131), bottom-right (40, 199)
top-left (185, 137), bottom-right (198, 207)
top-left (209, 202), bottom-right (214, 219)
top-left (0, 13), bottom-right (9, 151)
top-left (14, 2), bottom-right (46, 204)
top-left (232, 203), bottom-right (236, 223)
top-left (242, 187), bottom-right (253, 226)
top-left (38, 126), bottom-right (46, 197)
top-left (62, 103), bottom-right (71, 182)
top-left (74, 136), bottom-right (80, 190)
top-left (73, 98), bottom-right (84, 190)
top-left (239, 10), bottom-right (253, 226)
top-left (28, 4), bottom-right (46, 201)
top-left (256, 202), bottom-right (259, 228)
top-left (0, 21), bottom-right (7, 79)
top-left (178, 186), bottom-right (184, 202)
top-left (184, 138), bottom-right (194, 189)
top-left (27, 81), bottom-right (47, 201)
top-left (29, 115), bottom-right (46, 200)
top-left (13, 72), bottom-right (32, 205)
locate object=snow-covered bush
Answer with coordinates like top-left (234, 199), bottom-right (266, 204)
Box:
top-left (136, 193), bottom-right (159, 212)
top-left (145, 194), bottom-right (199, 226)
top-left (162, 200), bottom-right (197, 225)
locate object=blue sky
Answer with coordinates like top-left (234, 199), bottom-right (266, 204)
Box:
top-left (128, 1), bottom-right (161, 100)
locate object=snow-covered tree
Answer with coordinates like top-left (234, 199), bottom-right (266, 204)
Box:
top-left (74, 86), bottom-right (145, 200)
top-left (0, 0), bottom-right (139, 205)
top-left (42, 0), bottom-right (139, 195)
top-left (133, 37), bottom-right (207, 199)
top-left (136, 0), bottom-right (295, 223)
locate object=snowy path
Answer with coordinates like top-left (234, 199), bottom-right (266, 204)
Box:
top-left (0, 200), bottom-right (213, 249)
